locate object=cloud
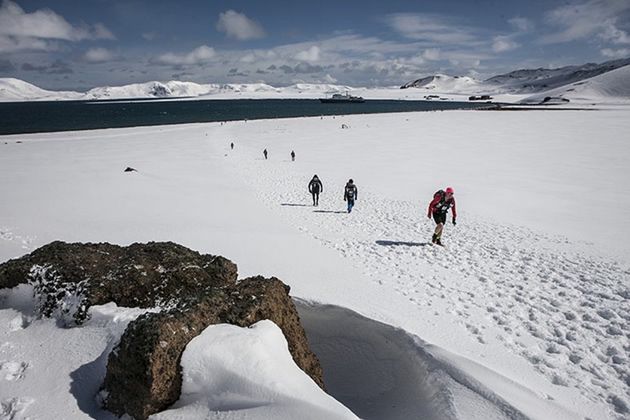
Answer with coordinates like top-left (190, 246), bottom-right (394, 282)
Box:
top-left (600, 47), bottom-right (630, 58)
top-left (142, 32), bottom-right (157, 41)
top-left (0, 34), bottom-right (52, 52)
top-left (384, 13), bottom-right (480, 45)
top-left (279, 62), bottom-right (324, 74)
top-left (47, 59), bottom-right (73, 74)
top-left (83, 47), bottom-right (115, 63)
top-left (422, 48), bottom-right (441, 61)
top-left (21, 62), bottom-right (47, 71)
top-left (20, 59), bottom-right (73, 74)
top-left (508, 17), bottom-right (534, 32)
top-left (541, 0), bottom-right (630, 44)
top-left (0, 0), bottom-right (114, 41)
top-left (216, 10), bottom-right (265, 40)
top-left (295, 45), bottom-right (320, 62)
top-left (492, 35), bottom-right (519, 53)
top-left (154, 45), bottom-right (216, 65)
top-left (0, 58), bottom-right (15, 71)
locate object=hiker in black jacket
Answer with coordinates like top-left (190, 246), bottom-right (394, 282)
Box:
top-left (308, 175), bottom-right (323, 206)
top-left (344, 179), bottom-right (358, 213)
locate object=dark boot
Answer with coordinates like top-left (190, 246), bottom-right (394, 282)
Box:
top-left (431, 234), bottom-right (437, 244)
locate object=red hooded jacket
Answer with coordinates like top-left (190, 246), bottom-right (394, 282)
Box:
top-left (428, 192), bottom-right (457, 218)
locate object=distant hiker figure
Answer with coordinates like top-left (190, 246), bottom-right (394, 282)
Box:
top-left (263, 149), bottom-right (268, 159)
top-left (291, 150), bottom-right (295, 161)
top-left (427, 187), bottom-right (457, 246)
top-left (309, 175), bottom-right (323, 206)
top-left (230, 142), bottom-right (234, 150)
top-left (344, 179), bottom-right (358, 213)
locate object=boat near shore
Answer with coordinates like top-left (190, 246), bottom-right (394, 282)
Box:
top-left (319, 92), bottom-right (365, 103)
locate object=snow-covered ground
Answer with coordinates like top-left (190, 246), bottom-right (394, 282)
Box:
top-left (1, 107), bottom-right (629, 419)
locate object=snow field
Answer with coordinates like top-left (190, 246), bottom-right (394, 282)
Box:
top-left (0, 107), bottom-right (628, 419)
top-left (217, 111), bottom-right (630, 418)
top-left (0, 286), bottom-right (157, 420)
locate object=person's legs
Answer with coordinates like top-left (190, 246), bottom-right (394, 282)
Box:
top-left (315, 192), bottom-right (319, 206)
top-left (312, 192), bottom-right (316, 206)
top-left (432, 213), bottom-right (446, 244)
top-left (347, 199), bottom-right (354, 213)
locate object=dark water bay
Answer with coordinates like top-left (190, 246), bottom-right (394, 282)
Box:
top-left (0, 98), bottom-right (489, 135)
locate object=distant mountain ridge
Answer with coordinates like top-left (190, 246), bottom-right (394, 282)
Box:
top-left (400, 57), bottom-right (630, 95)
top-left (483, 57), bottom-right (630, 93)
top-left (1, 57), bottom-right (629, 102)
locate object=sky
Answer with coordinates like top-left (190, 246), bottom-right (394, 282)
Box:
top-left (1, 0), bottom-right (629, 90)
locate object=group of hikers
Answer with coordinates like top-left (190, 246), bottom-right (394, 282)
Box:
top-left (308, 176), bottom-right (358, 213)
top-left (308, 175), bottom-right (457, 245)
top-left (261, 148), bottom-right (295, 161)
top-left (231, 143), bottom-right (457, 246)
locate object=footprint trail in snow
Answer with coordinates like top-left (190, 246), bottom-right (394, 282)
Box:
top-left (232, 152), bottom-right (630, 418)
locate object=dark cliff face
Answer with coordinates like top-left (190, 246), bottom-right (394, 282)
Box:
top-left (0, 242), bottom-right (325, 419)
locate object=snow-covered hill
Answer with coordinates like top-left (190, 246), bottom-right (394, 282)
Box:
top-left (0, 78), bottom-right (82, 101)
top-left (400, 74), bottom-right (481, 93)
top-left (484, 57), bottom-right (630, 93)
top-left (521, 64), bottom-right (630, 104)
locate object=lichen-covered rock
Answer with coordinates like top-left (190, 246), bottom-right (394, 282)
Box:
top-left (103, 277), bottom-right (324, 420)
top-left (0, 241), bottom-right (237, 324)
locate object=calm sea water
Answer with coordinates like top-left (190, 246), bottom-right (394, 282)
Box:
top-left (0, 98), bottom-right (489, 135)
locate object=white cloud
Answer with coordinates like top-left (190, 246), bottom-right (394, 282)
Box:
top-left (508, 17), bottom-right (534, 32)
top-left (0, 0), bottom-right (114, 41)
top-left (422, 48), bottom-right (441, 60)
top-left (83, 47), bottom-right (114, 63)
top-left (600, 47), bottom-right (630, 58)
top-left (216, 10), bottom-right (265, 41)
top-left (155, 45), bottom-right (216, 65)
top-left (492, 36), bottom-right (519, 53)
top-left (0, 34), bottom-right (52, 53)
top-left (295, 45), bottom-right (320, 62)
top-left (541, 0), bottom-right (630, 44)
top-left (384, 13), bottom-right (480, 45)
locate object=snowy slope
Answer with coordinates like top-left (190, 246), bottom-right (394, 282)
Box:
top-left (1, 107), bottom-right (629, 419)
top-left (522, 64), bottom-right (630, 104)
top-left (0, 78), bottom-right (82, 101)
top-left (400, 74), bottom-right (482, 93)
top-left (485, 57), bottom-right (630, 93)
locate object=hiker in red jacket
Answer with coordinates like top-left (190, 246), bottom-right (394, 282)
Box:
top-left (428, 187), bottom-right (457, 246)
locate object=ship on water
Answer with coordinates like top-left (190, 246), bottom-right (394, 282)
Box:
top-left (319, 92), bottom-right (365, 103)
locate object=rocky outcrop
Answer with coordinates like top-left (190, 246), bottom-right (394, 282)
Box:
top-left (0, 242), bottom-right (324, 419)
top-left (103, 276), bottom-right (323, 419)
top-left (0, 241), bottom-right (237, 324)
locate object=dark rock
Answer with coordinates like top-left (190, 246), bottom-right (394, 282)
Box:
top-left (0, 241), bottom-right (237, 324)
top-left (0, 242), bottom-right (324, 419)
top-left (124, 167), bottom-right (137, 172)
top-left (103, 276), bottom-right (323, 419)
